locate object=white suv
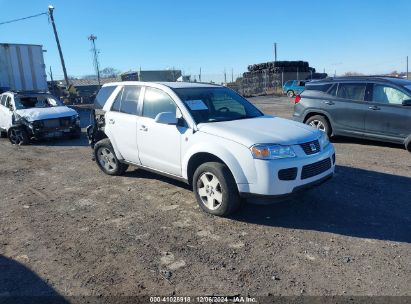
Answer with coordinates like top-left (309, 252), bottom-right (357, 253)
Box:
top-left (87, 82), bottom-right (335, 216)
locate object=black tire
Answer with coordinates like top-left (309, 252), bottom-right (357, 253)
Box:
top-left (287, 90), bottom-right (294, 98)
top-left (405, 137), bottom-right (411, 152)
top-left (94, 138), bottom-right (128, 176)
top-left (69, 127), bottom-right (81, 139)
top-left (305, 115), bottom-right (332, 137)
top-left (8, 127), bottom-right (29, 145)
top-left (192, 162), bottom-right (241, 216)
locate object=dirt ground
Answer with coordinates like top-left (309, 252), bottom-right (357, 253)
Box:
top-left (0, 96), bottom-right (410, 298)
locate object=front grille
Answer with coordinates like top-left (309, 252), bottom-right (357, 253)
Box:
top-left (301, 158), bottom-right (331, 180)
top-left (278, 167), bottom-right (298, 181)
top-left (43, 119), bottom-right (60, 128)
top-left (41, 117), bottom-right (71, 129)
top-left (300, 140), bottom-right (320, 155)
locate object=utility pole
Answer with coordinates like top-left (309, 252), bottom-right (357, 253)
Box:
top-left (274, 43), bottom-right (277, 62)
top-left (88, 34), bottom-right (101, 86)
top-left (48, 5), bottom-right (69, 87)
top-left (224, 69), bottom-right (227, 83)
top-left (199, 68), bottom-right (202, 82)
top-left (231, 68), bottom-right (234, 83)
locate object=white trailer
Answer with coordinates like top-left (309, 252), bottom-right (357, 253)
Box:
top-left (0, 43), bottom-right (48, 92)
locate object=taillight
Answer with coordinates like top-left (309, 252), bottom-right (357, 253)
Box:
top-left (295, 95), bottom-right (301, 104)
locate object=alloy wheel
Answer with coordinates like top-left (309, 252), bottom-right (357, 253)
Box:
top-left (197, 172), bottom-right (223, 211)
top-left (309, 120), bottom-right (326, 132)
top-left (97, 147), bottom-right (118, 173)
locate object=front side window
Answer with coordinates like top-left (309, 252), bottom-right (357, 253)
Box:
top-left (173, 87), bottom-right (263, 124)
top-left (142, 87), bottom-right (176, 119)
top-left (372, 84), bottom-right (410, 105)
top-left (327, 84), bottom-right (338, 96)
top-left (337, 83), bottom-right (366, 101)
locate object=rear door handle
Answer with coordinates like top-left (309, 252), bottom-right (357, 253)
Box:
top-left (140, 125), bottom-right (148, 131)
top-left (108, 119), bottom-right (115, 124)
top-left (324, 101), bottom-right (334, 105)
top-left (369, 106), bottom-right (380, 110)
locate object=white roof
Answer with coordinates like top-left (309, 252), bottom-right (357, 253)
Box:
top-left (102, 81), bottom-right (221, 89)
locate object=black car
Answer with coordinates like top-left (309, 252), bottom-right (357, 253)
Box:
top-left (293, 76), bottom-right (411, 151)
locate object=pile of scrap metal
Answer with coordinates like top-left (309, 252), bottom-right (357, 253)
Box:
top-left (239, 61), bottom-right (326, 97)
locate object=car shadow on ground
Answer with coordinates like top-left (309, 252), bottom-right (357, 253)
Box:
top-left (331, 136), bottom-right (405, 150)
top-left (124, 168), bottom-right (191, 190)
top-left (0, 255), bottom-right (68, 303)
top-left (232, 165), bottom-right (411, 243)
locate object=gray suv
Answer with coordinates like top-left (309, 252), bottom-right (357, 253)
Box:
top-left (293, 77), bottom-right (411, 151)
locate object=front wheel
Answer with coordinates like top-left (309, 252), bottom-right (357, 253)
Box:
top-left (287, 90), bottom-right (294, 98)
top-left (94, 138), bottom-right (128, 176)
top-left (8, 127), bottom-right (29, 145)
top-left (193, 162), bottom-right (241, 216)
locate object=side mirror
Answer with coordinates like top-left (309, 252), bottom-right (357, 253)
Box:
top-left (402, 99), bottom-right (411, 106)
top-left (154, 112), bottom-right (178, 125)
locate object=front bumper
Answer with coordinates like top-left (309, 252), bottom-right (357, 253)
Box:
top-left (237, 143), bottom-right (335, 196)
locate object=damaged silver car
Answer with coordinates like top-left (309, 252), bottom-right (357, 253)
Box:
top-left (0, 91), bottom-right (81, 145)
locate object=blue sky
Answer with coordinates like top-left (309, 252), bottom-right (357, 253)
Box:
top-left (0, 0), bottom-right (410, 82)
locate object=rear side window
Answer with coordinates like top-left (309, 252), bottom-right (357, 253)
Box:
top-left (372, 84), bottom-right (410, 105)
top-left (327, 84), bottom-right (338, 96)
top-left (94, 85), bottom-right (117, 109)
top-left (284, 81), bottom-right (293, 87)
top-left (142, 87), bottom-right (176, 119)
top-left (110, 86), bottom-right (141, 115)
top-left (337, 83), bottom-right (366, 101)
top-left (305, 83), bottom-right (333, 93)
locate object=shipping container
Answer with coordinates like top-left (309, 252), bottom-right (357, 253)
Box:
top-left (0, 43), bottom-right (48, 92)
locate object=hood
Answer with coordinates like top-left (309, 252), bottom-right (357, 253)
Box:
top-left (15, 106), bottom-right (78, 122)
top-left (197, 116), bottom-right (321, 147)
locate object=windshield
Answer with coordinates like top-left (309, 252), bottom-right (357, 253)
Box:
top-left (14, 95), bottom-right (63, 110)
top-left (173, 87), bottom-right (263, 124)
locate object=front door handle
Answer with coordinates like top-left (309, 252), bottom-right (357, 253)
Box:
top-left (324, 101), bottom-right (334, 105)
top-left (369, 106), bottom-right (380, 110)
top-left (140, 125), bottom-right (148, 132)
top-left (108, 119), bottom-right (115, 124)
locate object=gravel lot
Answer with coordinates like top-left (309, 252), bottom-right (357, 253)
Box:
top-left (0, 96), bottom-right (410, 298)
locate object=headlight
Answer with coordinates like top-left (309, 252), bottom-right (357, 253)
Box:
top-left (318, 132), bottom-right (330, 149)
top-left (250, 144), bottom-right (296, 160)
top-left (71, 114), bottom-right (80, 125)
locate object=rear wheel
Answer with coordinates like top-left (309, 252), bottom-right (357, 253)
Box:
top-left (193, 162), bottom-right (241, 216)
top-left (287, 90), bottom-right (294, 98)
top-left (8, 127), bottom-right (29, 145)
top-left (94, 138), bottom-right (128, 176)
top-left (306, 115), bottom-right (331, 137)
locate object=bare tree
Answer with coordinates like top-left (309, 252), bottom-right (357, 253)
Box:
top-left (100, 67), bottom-right (120, 78)
top-left (343, 72), bottom-right (364, 76)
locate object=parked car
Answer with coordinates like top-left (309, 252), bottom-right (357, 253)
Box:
top-left (0, 91), bottom-right (81, 145)
top-left (283, 80), bottom-right (306, 98)
top-left (293, 77), bottom-right (411, 151)
top-left (87, 82), bottom-right (335, 216)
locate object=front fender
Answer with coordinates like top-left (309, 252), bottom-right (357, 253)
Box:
top-left (182, 136), bottom-right (257, 185)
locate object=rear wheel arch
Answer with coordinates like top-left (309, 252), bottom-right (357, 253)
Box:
top-left (303, 111), bottom-right (334, 135)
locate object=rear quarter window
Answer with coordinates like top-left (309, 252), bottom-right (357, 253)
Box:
top-left (94, 85), bottom-right (117, 109)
